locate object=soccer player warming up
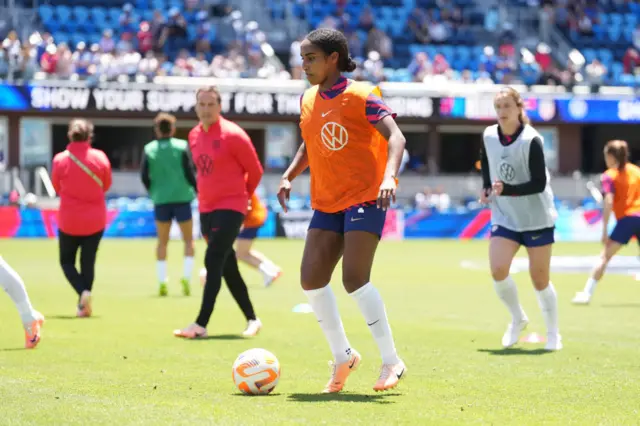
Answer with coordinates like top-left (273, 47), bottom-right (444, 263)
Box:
top-left (573, 140), bottom-right (640, 305)
top-left (52, 119), bottom-right (112, 318)
top-left (479, 88), bottom-right (561, 351)
top-left (236, 193), bottom-right (282, 287)
top-left (277, 28), bottom-right (407, 393)
top-left (0, 256), bottom-right (44, 348)
top-left (141, 113), bottom-right (198, 296)
top-left (174, 86), bottom-right (264, 339)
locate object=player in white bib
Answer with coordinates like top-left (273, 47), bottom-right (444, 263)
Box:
top-left (479, 87), bottom-right (561, 351)
top-left (0, 256), bottom-right (44, 348)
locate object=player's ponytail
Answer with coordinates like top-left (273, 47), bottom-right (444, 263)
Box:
top-left (604, 139), bottom-right (629, 171)
top-left (341, 56), bottom-right (357, 73)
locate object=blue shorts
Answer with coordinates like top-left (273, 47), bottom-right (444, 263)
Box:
top-left (154, 202), bottom-right (192, 223)
top-left (308, 202), bottom-right (387, 237)
top-left (610, 215), bottom-right (640, 244)
top-left (491, 225), bottom-right (555, 247)
top-left (238, 226), bottom-right (260, 240)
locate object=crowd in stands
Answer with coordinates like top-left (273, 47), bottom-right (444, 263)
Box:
top-left (0, 0), bottom-right (638, 86)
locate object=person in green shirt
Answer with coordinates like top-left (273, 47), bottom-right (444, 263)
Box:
top-left (140, 113), bottom-right (197, 297)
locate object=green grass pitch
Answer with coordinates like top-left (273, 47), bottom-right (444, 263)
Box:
top-left (1, 239), bottom-right (639, 425)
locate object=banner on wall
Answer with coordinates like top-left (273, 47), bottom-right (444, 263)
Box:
top-left (438, 95), bottom-right (557, 122)
top-left (0, 116), bottom-right (7, 171)
top-left (0, 83), bottom-right (434, 118)
top-left (0, 206), bottom-right (611, 241)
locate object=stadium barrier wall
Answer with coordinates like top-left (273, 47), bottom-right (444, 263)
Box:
top-left (0, 206), bottom-right (614, 241)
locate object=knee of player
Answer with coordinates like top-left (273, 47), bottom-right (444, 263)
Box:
top-left (490, 265), bottom-right (511, 281)
top-left (342, 270), bottom-right (370, 293)
top-left (529, 267), bottom-right (550, 287)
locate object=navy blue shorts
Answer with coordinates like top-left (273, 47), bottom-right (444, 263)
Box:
top-left (154, 202), bottom-right (192, 223)
top-left (490, 225), bottom-right (555, 247)
top-left (237, 226), bottom-right (260, 240)
top-left (610, 215), bottom-right (640, 244)
top-left (309, 201), bottom-right (387, 237)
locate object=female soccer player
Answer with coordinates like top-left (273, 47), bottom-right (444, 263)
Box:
top-left (277, 28), bottom-right (407, 393)
top-left (235, 192), bottom-right (282, 287)
top-left (52, 119), bottom-right (112, 317)
top-left (0, 256), bottom-right (44, 348)
top-left (479, 87), bottom-right (561, 351)
top-left (140, 113), bottom-right (197, 297)
top-left (174, 86), bottom-right (263, 339)
top-left (573, 140), bottom-right (640, 305)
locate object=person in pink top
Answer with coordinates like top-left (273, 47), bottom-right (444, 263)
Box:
top-left (174, 86), bottom-right (264, 339)
top-left (52, 119), bottom-right (112, 318)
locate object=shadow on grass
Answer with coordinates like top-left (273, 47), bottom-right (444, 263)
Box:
top-left (186, 334), bottom-right (245, 341)
top-left (0, 347), bottom-right (28, 352)
top-left (287, 392), bottom-right (401, 404)
top-left (600, 303), bottom-right (640, 308)
top-left (477, 348), bottom-right (551, 356)
top-left (46, 315), bottom-right (100, 320)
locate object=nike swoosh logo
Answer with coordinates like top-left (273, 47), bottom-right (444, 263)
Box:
top-left (351, 217), bottom-right (364, 222)
top-left (211, 227), bottom-right (219, 232)
top-left (531, 235), bottom-right (541, 240)
top-left (348, 358), bottom-right (356, 369)
top-left (396, 368), bottom-right (404, 379)
top-left (321, 110), bottom-right (333, 117)
top-left (367, 319), bottom-right (379, 326)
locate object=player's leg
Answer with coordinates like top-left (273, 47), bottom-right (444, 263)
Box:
top-left (176, 203), bottom-right (195, 296)
top-left (302, 212), bottom-right (361, 393)
top-left (0, 256), bottom-right (44, 348)
top-left (574, 217), bottom-right (632, 304)
top-left (489, 227), bottom-right (528, 348)
top-left (58, 230), bottom-right (85, 301)
top-left (342, 205), bottom-right (405, 392)
top-left (222, 248), bottom-right (261, 336)
top-left (236, 228), bottom-right (282, 287)
top-left (524, 227), bottom-right (560, 350)
top-left (174, 210), bottom-right (243, 338)
top-left (154, 204), bottom-right (172, 296)
top-left (77, 230), bottom-right (104, 317)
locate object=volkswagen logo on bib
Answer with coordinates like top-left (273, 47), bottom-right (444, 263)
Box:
top-left (320, 122), bottom-right (349, 151)
top-left (499, 161), bottom-right (516, 182)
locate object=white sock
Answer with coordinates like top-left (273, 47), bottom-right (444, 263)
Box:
top-left (183, 256), bottom-right (194, 281)
top-left (157, 260), bottom-right (167, 283)
top-left (536, 282), bottom-right (559, 335)
top-left (0, 256), bottom-right (36, 325)
top-left (350, 283), bottom-right (400, 365)
top-left (583, 278), bottom-right (598, 296)
top-left (258, 261), bottom-right (278, 277)
top-left (304, 285), bottom-right (352, 364)
top-left (494, 276), bottom-right (526, 323)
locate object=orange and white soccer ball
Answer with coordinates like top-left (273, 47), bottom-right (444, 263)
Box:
top-left (232, 348), bottom-right (281, 395)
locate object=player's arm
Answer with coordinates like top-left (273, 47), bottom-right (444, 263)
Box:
top-left (282, 142), bottom-right (309, 182)
top-left (181, 148), bottom-right (197, 192)
top-left (368, 90), bottom-right (406, 180)
top-left (140, 149), bottom-right (151, 191)
top-left (233, 130), bottom-right (264, 196)
top-left (102, 153), bottom-right (113, 192)
top-left (600, 173), bottom-right (615, 237)
top-left (479, 145), bottom-right (491, 193)
top-left (51, 155), bottom-right (62, 194)
top-left (500, 137), bottom-right (546, 196)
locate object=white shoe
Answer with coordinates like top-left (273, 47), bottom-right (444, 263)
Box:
top-left (572, 291), bottom-right (591, 305)
top-left (243, 318), bottom-right (262, 337)
top-left (545, 333), bottom-right (563, 351)
top-left (261, 270), bottom-right (282, 287)
top-left (502, 318), bottom-right (529, 348)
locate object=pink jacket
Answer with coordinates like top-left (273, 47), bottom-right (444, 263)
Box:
top-left (52, 142), bottom-right (112, 236)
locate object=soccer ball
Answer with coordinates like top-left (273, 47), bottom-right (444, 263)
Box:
top-left (232, 348), bottom-right (281, 395)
